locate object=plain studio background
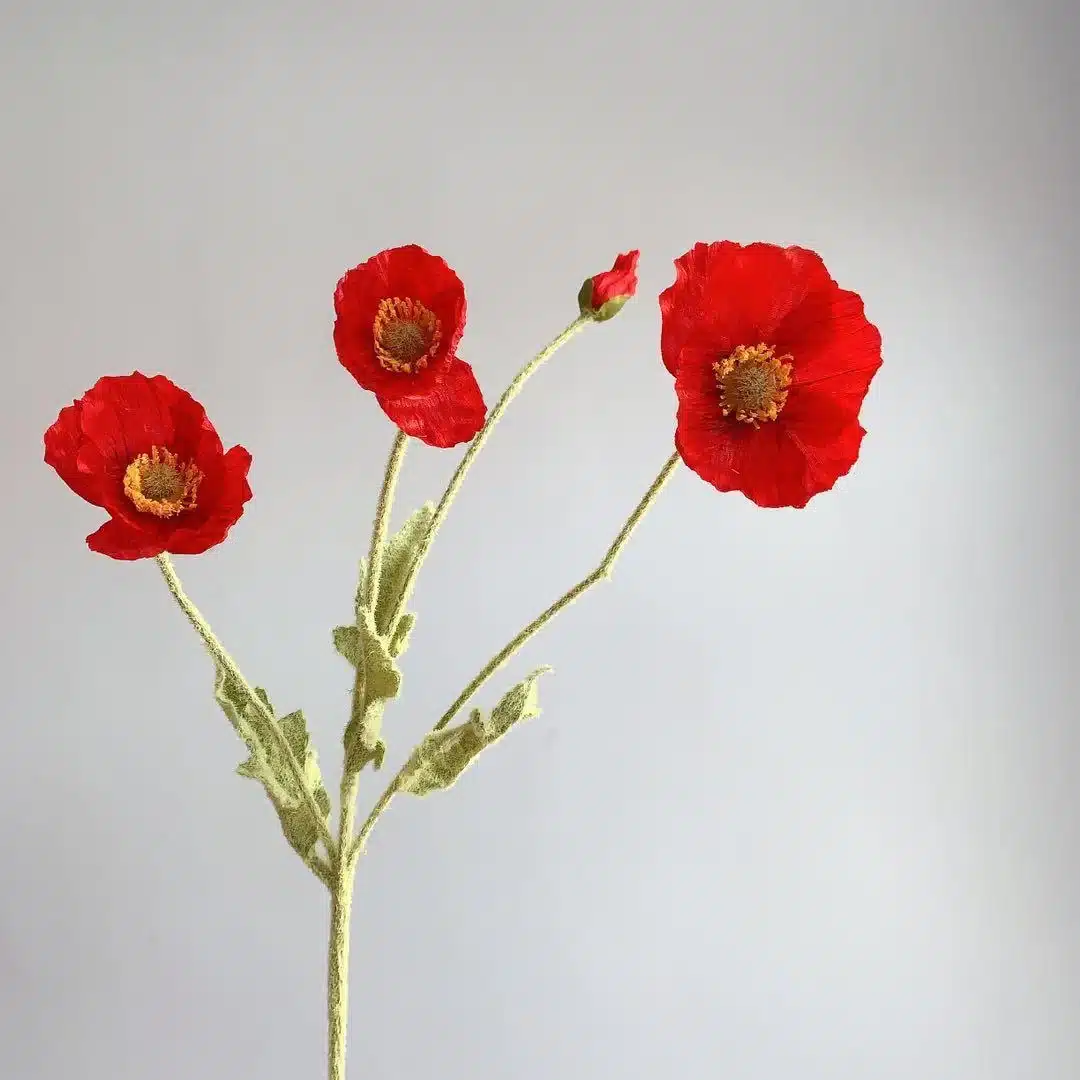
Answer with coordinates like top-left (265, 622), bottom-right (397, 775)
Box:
top-left (1, 1), bottom-right (1078, 1078)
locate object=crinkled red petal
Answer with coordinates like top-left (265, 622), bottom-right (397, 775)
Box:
top-left (86, 517), bottom-right (169, 560)
top-left (376, 356), bottom-right (486, 448)
top-left (590, 250), bottom-right (640, 307)
top-left (44, 400), bottom-right (109, 506)
top-left (660, 242), bottom-right (833, 375)
top-left (779, 286), bottom-right (883, 409)
top-left (673, 351), bottom-right (867, 508)
top-left (164, 445), bottom-right (253, 555)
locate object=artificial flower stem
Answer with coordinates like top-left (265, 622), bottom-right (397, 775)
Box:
top-left (348, 781), bottom-right (398, 864)
top-left (345, 430), bottom-right (409, 802)
top-left (327, 430), bottom-right (409, 1080)
top-left (153, 553), bottom-right (336, 859)
top-left (433, 451), bottom-right (681, 733)
top-left (365, 430), bottom-right (408, 612)
top-left (387, 314), bottom-right (591, 629)
top-left (327, 771), bottom-right (359, 1080)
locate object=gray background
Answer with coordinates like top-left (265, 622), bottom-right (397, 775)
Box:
top-left (2, 1), bottom-right (1078, 1077)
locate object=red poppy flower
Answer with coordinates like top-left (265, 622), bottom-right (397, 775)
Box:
top-left (579, 250), bottom-right (640, 321)
top-left (333, 245), bottom-right (486, 448)
top-left (660, 242), bottom-right (882, 508)
top-left (44, 372), bottom-right (252, 560)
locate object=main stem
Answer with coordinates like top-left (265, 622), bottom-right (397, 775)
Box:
top-left (328, 430), bottom-right (408, 1080)
top-left (327, 772), bottom-right (359, 1080)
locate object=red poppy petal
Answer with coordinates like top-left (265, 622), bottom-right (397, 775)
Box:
top-left (660, 242), bottom-right (832, 375)
top-left (734, 394), bottom-right (866, 508)
top-left (674, 358), bottom-right (867, 508)
top-left (78, 372), bottom-right (202, 468)
top-left (379, 244), bottom-right (466, 331)
top-left (734, 245), bottom-right (831, 336)
top-left (165, 445), bottom-right (253, 554)
top-left (674, 356), bottom-right (758, 492)
top-left (44, 401), bottom-right (109, 505)
top-left (781, 287), bottom-right (883, 409)
top-left (729, 425), bottom-right (817, 508)
top-left (86, 517), bottom-right (169, 560)
top-left (376, 357), bottom-right (486, 448)
top-left (674, 410), bottom-right (809, 509)
top-left (660, 242), bottom-right (725, 375)
top-left (173, 400), bottom-right (223, 463)
top-left (697, 243), bottom-right (827, 349)
top-left (781, 388), bottom-right (868, 481)
top-left (590, 250), bottom-right (640, 307)
top-left (334, 315), bottom-right (447, 399)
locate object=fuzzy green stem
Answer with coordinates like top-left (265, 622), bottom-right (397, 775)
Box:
top-left (365, 431), bottom-right (408, 613)
top-left (328, 430), bottom-right (410, 1080)
top-left (154, 553), bottom-right (336, 860)
top-left (346, 451), bottom-right (681, 864)
top-left (433, 451), bottom-right (681, 732)
top-left (350, 433), bottom-right (409, 731)
top-left (386, 314), bottom-right (591, 630)
top-left (327, 770), bottom-right (359, 1080)
top-left (349, 782), bottom-right (398, 863)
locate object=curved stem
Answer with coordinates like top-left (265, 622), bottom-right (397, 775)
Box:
top-left (346, 451), bottom-right (682, 865)
top-left (434, 451), bottom-right (681, 732)
top-left (154, 553), bottom-right (336, 858)
top-left (349, 782), bottom-right (398, 865)
top-left (387, 315), bottom-right (591, 629)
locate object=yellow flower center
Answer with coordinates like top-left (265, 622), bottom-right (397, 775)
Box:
top-left (714, 343), bottom-right (793, 426)
top-left (123, 446), bottom-right (202, 518)
top-left (372, 297), bottom-right (442, 374)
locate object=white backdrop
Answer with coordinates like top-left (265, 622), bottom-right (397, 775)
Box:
top-left (2, 1), bottom-right (1078, 1078)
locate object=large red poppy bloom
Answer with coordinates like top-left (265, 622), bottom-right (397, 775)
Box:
top-left (44, 372), bottom-right (253, 560)
top-left (659, 242), bottom-right (882, 508)
top-left (333, 245), bottom-right (487, 448)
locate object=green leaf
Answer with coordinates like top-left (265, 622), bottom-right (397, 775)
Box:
top-left (398, 667), bottom-right (552, 797)
top-left (333, 612), bottom-right (402, 702)
top-left (214, 665), bottom-right (332, 861)
top-left (334, 609), bottom-right (402, 773)
top-left (346, 732), bottom-right (387, 775)
top-left (354, 502), bottom-right (433, 648)
top-left (375, 502), bottom-right (433, 634)
top-left (487, 665), bottom-right (550, 738)
top-left (388, 612), bottom-right (415, 658)
top-left (338, 505), bottom-right (430, 773)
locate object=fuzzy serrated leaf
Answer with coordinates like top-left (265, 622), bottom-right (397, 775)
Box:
top-left (399, 667), bottom-right (552, 797)
top-left (388, 612), bottom-right (416, 658)
top-left (373, 502), bottom-right (433, 634)
top-left (350, 504), bottom-right (431, 669)
top-left (332, 613), bottom-right (402, 704)
top-left (344, 728), bottom-right (387, 775)
top-left (214, 666), bottom-right (331, 861)
top-left (335, 610), bottom-right (402, 773)
top-left (486, 665), bottom-right (551, 738)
